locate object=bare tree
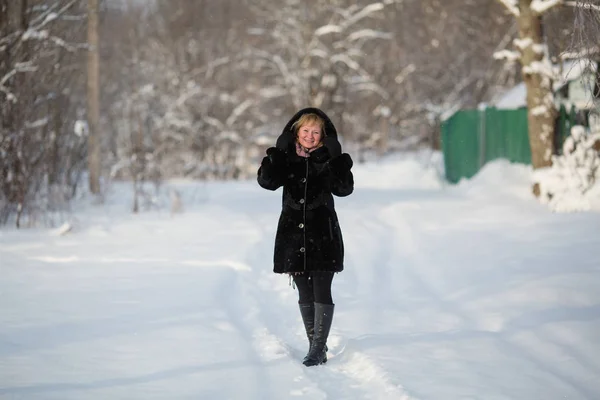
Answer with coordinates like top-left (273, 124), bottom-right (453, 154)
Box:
top-left (1, 0), bottom-right (88, 227)
top-left (566, 0), bottom-right (600, 107)
top-left (99, 0), bottom-right (523, 174)
top-left (8, 0), bottom-right (591, 224)
top-left (390, 0), bottom-right (518, 149)
top-left (495, 0), bottom-right (563, 172)
top-left (246, 1), bottom-right (395, 137)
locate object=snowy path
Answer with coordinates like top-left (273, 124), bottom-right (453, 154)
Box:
top-left (1, 159), bottom-right (600, 399)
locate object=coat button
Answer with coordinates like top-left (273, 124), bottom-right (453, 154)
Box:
top-left (299, 247), bottom-right (305, 253)
top-left (301, 177), bottom-right (306, 183)
top-left (298, 223), bottom-right (304, 229)
top-left (299, 199), bottom-right (305, 204)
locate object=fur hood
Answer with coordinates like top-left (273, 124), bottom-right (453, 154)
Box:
top-left (275, 107), bottom-right (342, 158)
top-left (276, 107), bottom-right (338, 150)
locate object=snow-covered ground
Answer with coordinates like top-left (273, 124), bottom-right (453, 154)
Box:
top-left (1, 152), bottom-right (600, 400)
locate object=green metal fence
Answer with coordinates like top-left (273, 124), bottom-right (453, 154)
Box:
top-left (441, 105), bottom-right (578, 183)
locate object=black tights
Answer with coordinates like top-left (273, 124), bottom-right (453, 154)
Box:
top-left (293, 272), bottom-right (334, 305)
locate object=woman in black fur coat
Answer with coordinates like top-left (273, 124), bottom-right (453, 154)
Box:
top-left (257, 107), bottom-right (354, 366)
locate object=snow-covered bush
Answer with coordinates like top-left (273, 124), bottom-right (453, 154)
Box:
top-left (534, 125), bottom-right (600, 212)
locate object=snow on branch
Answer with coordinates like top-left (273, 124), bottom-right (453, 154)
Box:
top-left (560, 46), bottom-right (600, 59)
top-left (225, 99), bottom-right (253, 127)
top-left (31, 0), bottom-right (79, 29)
top-left (0, 86), bottom-right (16, 102)
top-left (330, 54), bottom-right (361, 71)
top-left (48, 36), bottom-right (88, 52)
top-left (496, 0), bottom-right (520, 16)
top-left (44, 12), bottom-right (59, 24)
top-left (1, 62), bottom-right (38, 86)
top-left (315, 4), bottom-right (390, 38)
top-left (514, 37), bottom-right (533, 50)
top-left (25, 117), bottom-right (49, 129)
top-left (530, 105), bottom-right (550, 116)
top-left (341, 3), bottom-right (385, 30)
top-left (188, 56), bottom-right (230, 80)
top-left (203, 116), bottom-right (225, 131)
top-left (346, 48), bottom-right (364, 58)
top-left (22, 26), bottom-right (86, 52)
top-left (249, 49), bottom-right (300, 90)
top-left (531, 0), bottom-right (564, 14)
top-left (564, 1), bottom-right (600, 11)
top-left (1, 70), bottom-right (17, 88)
top-left (394, 64), bottom-right (416, 84)
top-left (216, 131), bottom-right (242, 143)
top-left (258, 86), bottom-right (287, 98)
top-left (315, 24), bottom-right (343, 37)
top-left (174, 84), bottom-right (203, 108)
top-left (493, 49), bottom-right (521, 61)
top-left (532, 43), bottom-right (547, 54)
top-left (534, 126), bottom-right (600, 212)
top-left (309, 48), bottom-right (329, 59)
top-left (2, 0), bottom-right (83, 104)
top-left (347, 29), bottom-right (393, 42)
top-left (22, 29), bottom-right (49, 41)
top-left (523, 60), bottom-right (557, 79)
top-left (350, 82), bottom-right (390, 99)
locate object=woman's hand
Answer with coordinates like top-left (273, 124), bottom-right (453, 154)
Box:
top-left (322, 136), bottom-right (341, 158)
top-left (266, 147), bottom-right (287, 167)
top-left (327, 153), bottom-right (354, 197)
top-left (329, 153), bottom-right (353, 173)
top-left (257, 147), bottom-right (288, 191)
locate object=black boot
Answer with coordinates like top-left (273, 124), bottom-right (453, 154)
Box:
top-left (299, 303), bottom-right (329, 364)
top-left (298, 303), bottom-right (315, 360)
top-left (299, 303), bottom-right (328, 363)
top-left (303, 303), bottom-right (334, 367)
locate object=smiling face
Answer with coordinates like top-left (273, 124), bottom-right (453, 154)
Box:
top-left (297, 122), bottom-right (323, 150)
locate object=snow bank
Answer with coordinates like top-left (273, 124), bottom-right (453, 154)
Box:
top-left (352, 150), bottom-right (444, 190)
top-left (534, 126), bottom-right (600, 212)
top-left (454, 159), bottom-right (533, 201)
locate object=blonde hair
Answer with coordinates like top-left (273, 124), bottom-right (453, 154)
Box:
top-left (291, 113), bottom-right (326, 137)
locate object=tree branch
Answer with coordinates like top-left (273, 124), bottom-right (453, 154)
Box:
top-left (340, 2), bottom-right (386, 30)
top-left (564, 0), bottom-right (600, 11)
top-left (531, 0), bottom-right (564, 14)
top-left (496, 0), bottom-right (520, 16)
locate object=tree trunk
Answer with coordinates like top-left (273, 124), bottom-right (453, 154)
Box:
top-left (517, 0), bottom-right (555, 169)
top-left (87, 0), bottom-right (101, 194)
top-left (7, 0), bottom-right (29, 228)
top-left (379, 117), bottom-right (389, 156)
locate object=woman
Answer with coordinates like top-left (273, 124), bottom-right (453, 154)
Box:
top-left (257, 107), bottom-right (354, 366)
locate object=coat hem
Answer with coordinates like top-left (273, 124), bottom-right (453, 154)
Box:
top-left (273, 268), bottom-right (344, 274)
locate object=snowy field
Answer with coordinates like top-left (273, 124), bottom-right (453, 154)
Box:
top-left (1, 152), bottom-right (600, 400)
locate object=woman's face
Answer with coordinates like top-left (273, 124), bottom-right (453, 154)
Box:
top-left (297, 123), bottom-right (323, 150)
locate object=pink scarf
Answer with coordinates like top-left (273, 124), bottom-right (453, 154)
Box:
top-left (295, 141), bottom-right (322, 158)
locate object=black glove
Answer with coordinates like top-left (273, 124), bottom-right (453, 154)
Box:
top-left (323, 136), bottom-right (342, 158)
top-left (266, 147), bottom-right (287, 166)
top-left (329, 153), bottom-right (353, 173)
top-left (276, 131), bottom-right (295, 151)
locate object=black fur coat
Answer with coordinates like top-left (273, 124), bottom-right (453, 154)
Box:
top-left (257, 108), bottom-right (354, 274)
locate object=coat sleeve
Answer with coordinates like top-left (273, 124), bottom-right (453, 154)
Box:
top-left (257, 147), bottom-right (288, 191)
top-left (327, 153), bottom-right (354, 197)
